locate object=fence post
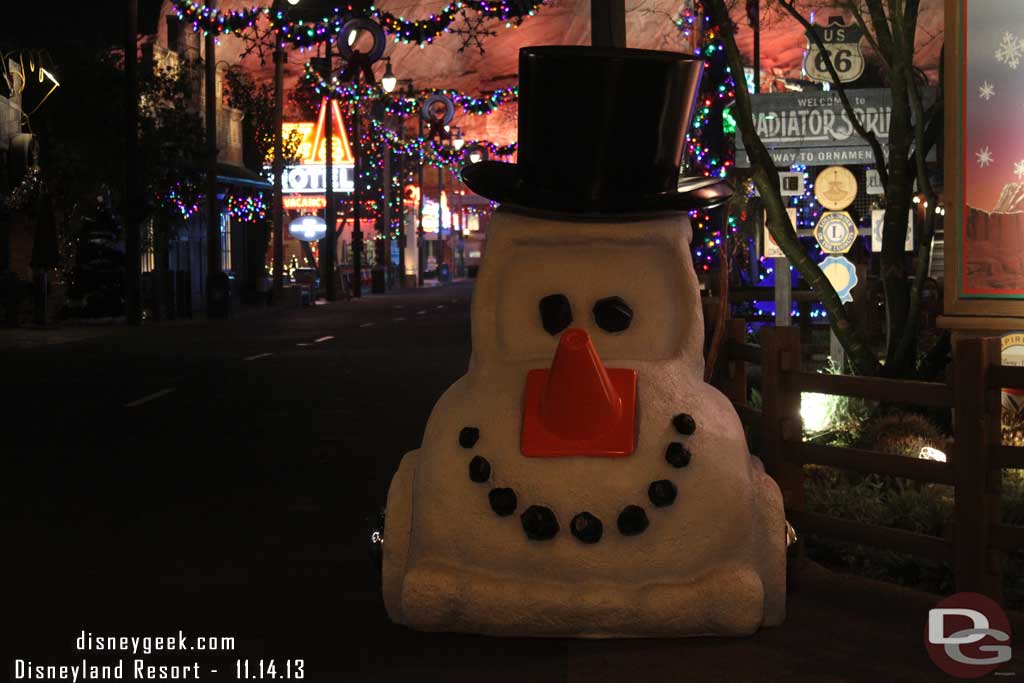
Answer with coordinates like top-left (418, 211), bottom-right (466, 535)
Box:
top-left (724, 319), bottom-right (748, 405)
top-left (952, 337), bottom-right (1003, 601)
top-left (760, 326), bottom-right (803, 510)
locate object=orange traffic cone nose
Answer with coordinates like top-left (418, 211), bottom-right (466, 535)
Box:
top-left (521, 328), bottom-right (637, 458)
top-left (541, 329), bottom-right (622, 439)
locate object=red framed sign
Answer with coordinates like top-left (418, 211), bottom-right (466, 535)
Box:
top-left (947, 0), bottom-right (1024, 317)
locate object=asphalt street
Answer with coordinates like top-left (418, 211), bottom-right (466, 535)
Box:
top-left (2, 282), bottom-right (1021, 682)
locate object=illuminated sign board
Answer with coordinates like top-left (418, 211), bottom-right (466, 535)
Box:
top-left (288, 215), bottom-right (327, 242)
top-left (267, 98), bottom-right (354, 195)
top-left (283, 195), bottom-right (328, 211)
top-left (421, 192), bottom-right (452, 234)
top-left (282, 165), bottom-right (354, 194)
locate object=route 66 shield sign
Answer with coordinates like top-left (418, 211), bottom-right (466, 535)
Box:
top-left (803, 18), bottom-right (865, 84)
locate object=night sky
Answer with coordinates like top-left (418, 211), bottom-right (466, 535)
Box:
top-left (965, 0), bottom-right (1024, 212)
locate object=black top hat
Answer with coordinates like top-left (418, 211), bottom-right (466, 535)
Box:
top-left (461, 46), bottom-right (733, 215)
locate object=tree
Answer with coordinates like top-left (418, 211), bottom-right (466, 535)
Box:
top-left (33, 44), bottom-right (206, 316)
top-left (224, 68), bottom-right (302, 294)
top-left (705, 0), bottom-right (942, 377)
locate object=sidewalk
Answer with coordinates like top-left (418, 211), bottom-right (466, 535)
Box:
top-left (0, 325), bottom-right (117, 350)
top-left (0, 280), bottom-right (472, 349)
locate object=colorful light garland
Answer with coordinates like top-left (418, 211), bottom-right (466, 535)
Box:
top-left (169, 0), bottom-right (547, 48)
top-left (682, 3), bottom-right (737, 273)
top-left (371, 1), bottom-right (547, 45)
top-left (155, 183), bottom-right (268, 223)
top-left (303, 62), bottom-right (518, 116)
top-left (227, 192), bottom-right (269, 222)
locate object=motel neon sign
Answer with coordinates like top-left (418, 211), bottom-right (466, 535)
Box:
top-left (268, 98), bottom-right (355, 195)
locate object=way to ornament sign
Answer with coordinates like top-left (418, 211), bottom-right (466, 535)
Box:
top-left (819, 255), bottom-right (859, 303)
top-left (815, 211), bottom-right (858, 254)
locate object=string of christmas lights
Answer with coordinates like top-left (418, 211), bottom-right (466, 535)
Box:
top-left (303, 63), bottom-right (518, 115)
top-left (371, 1), bottom-right (547, 45)
top-left (170, 0), bottom-right (546, 47)
top-left (155, 183), bottom-right (268, 223)
top-left (681, 2), bottom-right (737, 273)
top-left (226, 193), bottom-right (269, 222)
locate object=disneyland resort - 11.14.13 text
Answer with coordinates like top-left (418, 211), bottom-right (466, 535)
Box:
top-left (10, 630), bottom-right (251, 681)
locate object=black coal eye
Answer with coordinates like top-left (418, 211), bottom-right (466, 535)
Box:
top-left (593, 296), bottom-right (633, 333)
top-left (538, 294), bottom-right (573, 335)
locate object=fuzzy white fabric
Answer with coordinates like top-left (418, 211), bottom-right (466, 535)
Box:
top-left (383, 209), bottom-right (786, 637)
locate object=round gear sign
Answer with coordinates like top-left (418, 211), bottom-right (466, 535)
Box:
top-left (421, 93), bottom-right (456, 126)
top-left (337, 18), bottom-right (387, 64)
top-left (814, 166), bottom-right (858, 210)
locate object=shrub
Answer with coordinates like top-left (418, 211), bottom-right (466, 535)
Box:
top-left (857, 411), bottom-right (945, 458)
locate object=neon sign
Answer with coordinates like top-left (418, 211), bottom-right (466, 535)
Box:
top-left (283, 195), bottom-right (328, 211)
top-left (267, 98), bottom-right (355, 195)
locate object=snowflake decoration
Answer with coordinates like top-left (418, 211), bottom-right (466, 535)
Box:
top-left (1015, 159), bottom-right (1024, 180)
top-left (448, 9), bottom-right (499, 55)
top-left (996, 32), bottom-right (1024, 70)
top-left (979, 81), bottom-right (996, 100)
top-left (977, 147), bottom-right (994, 167)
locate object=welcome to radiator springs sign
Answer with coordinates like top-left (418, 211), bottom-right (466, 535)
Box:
top-left (736, 89), bottom-right (892, 167)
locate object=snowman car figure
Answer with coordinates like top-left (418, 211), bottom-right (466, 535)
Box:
top-left (381, 46), bottom-right (787, 638)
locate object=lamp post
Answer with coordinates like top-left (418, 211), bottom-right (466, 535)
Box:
top-left (334, 20), bottom-right (387, 298)
top-left (324, 46), bottom-right (338, 301)
top-left (271, 0), bottom-right (301, 302)
top-left (379, 61), bottom-right (397, 288)
top-left (125, 0), bottom-right (142, 325)
top-left (204, 0), bottom-right (223, 317)
top-left (438, 130), bottom-right (447, 279)
top-left (451, 127), bottom-right (464, 278)
top-left (414, 82), bottom-right (425, 286)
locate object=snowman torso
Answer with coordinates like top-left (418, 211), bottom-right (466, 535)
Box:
top-left (383, 210), bottom-right (786, 637)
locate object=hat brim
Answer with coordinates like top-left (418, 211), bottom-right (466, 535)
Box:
top-left (461, 161), bottom-right (734, 215)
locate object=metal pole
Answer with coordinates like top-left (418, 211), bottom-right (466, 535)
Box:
top-left (124, 0), bottom-right (142, 325)
top-left (455, 173), bottom-right (463, 277)
top-left (437, 163), bottom-right (444, 278)
top-left (752, 0), bottom-right (761, 93)
top-left (774, 257), bottom-right (791, 326)
top-left (382, 131), bottom-right (392, 288)
top-left (204, 0), bottom-right (221, 314)
top-left (591, 0), bottom-right (626, 48)
top-left (396, 116), bottom-right (406, 287)
top-left (416, 97), bottom-right (425, 286)
top-left (351, 98), bottom-right (362, 298)
top-left (272, 4), bottom-right (285, 300)
top-left (325, 92), bottom-right (336, 300)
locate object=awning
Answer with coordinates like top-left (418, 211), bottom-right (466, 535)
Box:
top-left (216, 163), bottom-right (272, 190)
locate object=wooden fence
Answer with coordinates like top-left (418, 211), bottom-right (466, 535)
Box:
top-left (719, 321), bottom-right (1024, 603)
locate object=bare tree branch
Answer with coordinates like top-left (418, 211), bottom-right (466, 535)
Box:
top-left (845, 1), bottom-right (888, 69)
top-left (777, 0), bottom-right (889, 185)
top-left (865, 0), bottom-right (895, 65)
top-left (890, 0), bottom-right (936, 367)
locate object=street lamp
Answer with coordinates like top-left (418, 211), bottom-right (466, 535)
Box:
top-left (452, 126), bottom-right (464, 151)
top-left (465, 143), bottom-right (488, 165)
top-left (381, 58), bottom-right (396, 94)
